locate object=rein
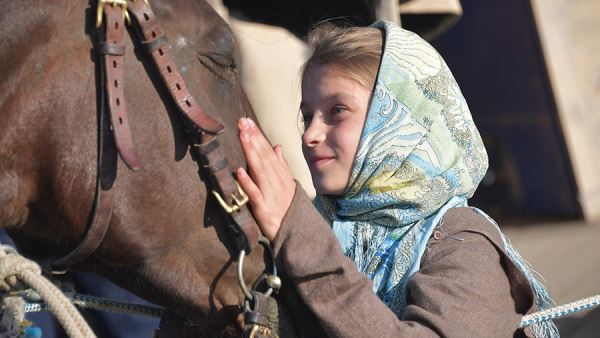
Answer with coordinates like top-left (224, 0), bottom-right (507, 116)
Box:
top-left (43, 1), bottom-right (280, 336)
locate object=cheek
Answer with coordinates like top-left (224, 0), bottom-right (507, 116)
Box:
top-left (339, 126), bottom-right (363, 159)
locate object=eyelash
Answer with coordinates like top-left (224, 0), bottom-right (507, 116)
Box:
top-left (301, 105), bottom-right (348, 127)
top-left (331, 105), bottom-right (347, 114)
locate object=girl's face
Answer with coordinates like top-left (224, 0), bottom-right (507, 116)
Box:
top-left (301, 64), bottom-right (371, 195)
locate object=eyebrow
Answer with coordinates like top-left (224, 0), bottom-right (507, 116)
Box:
top-left (300, 93), bottom-right (353, 111)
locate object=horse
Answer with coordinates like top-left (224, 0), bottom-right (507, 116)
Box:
top-left (0, 0), bottom-right (282, 336)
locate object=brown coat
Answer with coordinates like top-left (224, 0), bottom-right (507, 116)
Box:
top-left (272, 185), bottom-right (534, 337)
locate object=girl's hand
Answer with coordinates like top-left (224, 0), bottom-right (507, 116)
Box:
top-left (237, 118), bottom-right (296, 241)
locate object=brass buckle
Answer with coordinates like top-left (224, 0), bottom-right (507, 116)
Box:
top-left (96, 0), bottom-right (131, 28)
top-left (212, 181), bottom-right (248, 214)
top-left (249, 324), bottom-right (272, 338)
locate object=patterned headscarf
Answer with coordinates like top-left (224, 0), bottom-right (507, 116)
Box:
top-left (316, 22), bottom-right (558, 337)
top-left (316, 21), bottom-right (489, 316)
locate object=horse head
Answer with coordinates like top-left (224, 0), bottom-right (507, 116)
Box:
top-left (0, 0), bottom-right (275, 335)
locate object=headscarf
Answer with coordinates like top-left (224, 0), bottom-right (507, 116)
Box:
top-left (316, 19), bottom-right (488, 316)
top-left (316, 21), bottom-right (557, 337)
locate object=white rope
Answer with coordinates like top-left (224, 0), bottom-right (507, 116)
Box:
top-left (3, 243), bottom-right (599, 335)
top-left (0, 245), bottom-right (96, 338)
top-left (520, 294), bottom-right (600, 328)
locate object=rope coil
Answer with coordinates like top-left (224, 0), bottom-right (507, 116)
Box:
top-left (0, 245), bottom-right (96, 338)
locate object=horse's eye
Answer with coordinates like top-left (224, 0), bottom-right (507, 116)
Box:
top-left (197, 52), bottom-right (237, 80)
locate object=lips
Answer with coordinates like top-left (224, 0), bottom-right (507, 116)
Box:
top-left (310, 155), bottom-right (335, 167)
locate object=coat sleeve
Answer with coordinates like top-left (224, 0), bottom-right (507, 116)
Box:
top-left (272, 184), bottom-right (533, 338)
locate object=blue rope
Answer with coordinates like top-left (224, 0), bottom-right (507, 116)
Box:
top-left (472, 209), bottom-right (559, 337)
top-left (19, 290), bottom-right (600, 330)
top-left (23, 292), bottom-right (164, 318)
top-left (520, 294), bottom-right (600, 328)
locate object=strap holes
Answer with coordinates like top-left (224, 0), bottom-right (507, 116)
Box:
top-left (114, 80), bottom-right (118, 88)
top-left (166, 65), bottom-right (172, 73)
top-left (118, 117), bottom-right (123, 124)
top-left (151, 31), bottom-right (157, 38)
top-left (144, 13), bottom-right (150, 21)
top-left (116, 98), bottom-right (120, 106)
top-left (158, 49), bottom-right (164, 56)
top-left (176, 83), bottom-right (181, 90)
top-left (115, 22), bottom-right (119, 29)
top-left (113, 60), bottom-right (117, 68)
top-left (185, 99), bottom-right (191, 107)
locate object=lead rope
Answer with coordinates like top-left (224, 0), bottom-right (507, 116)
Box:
top-left (520, 294), bottom-right (600, 328)
top-left (21, 293), bottom-right (164, 318)
top-left (0, 245), bottom-right (95, 338)
top-left (1, 243), bottom-right (599, 336)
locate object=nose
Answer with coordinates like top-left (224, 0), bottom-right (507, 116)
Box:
top-left (302, 116), bottom-right (326, 148)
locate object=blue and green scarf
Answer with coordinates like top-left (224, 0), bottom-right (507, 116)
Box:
top-left (316, 21), bottom-right (557, 337)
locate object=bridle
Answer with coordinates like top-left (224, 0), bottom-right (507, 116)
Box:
top-left (45, 1), bottom-right (280, 337)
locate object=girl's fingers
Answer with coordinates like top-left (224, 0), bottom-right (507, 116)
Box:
top-left (242, 118), bottom-right (283, 184)
top-left (236, 167), bottom-right (264, 206)
top-left (274, 144), bottom-right (284, 162)
top-left (273, 145), bottom-right (293, 176)
top-left (247, 120), bottom-right (281, 166)
top-left (238, 119), bottom-right (269, 183)
top-left (247, 118), bottom-right (272, 150)
top-left (236, 118), bottom-right (297, 241)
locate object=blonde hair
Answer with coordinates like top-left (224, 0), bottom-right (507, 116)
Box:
top-left (301, 23), bottom-right (383, 91)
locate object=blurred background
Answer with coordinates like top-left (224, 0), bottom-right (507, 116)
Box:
top-left (211, 0), bottom-right (600, 336)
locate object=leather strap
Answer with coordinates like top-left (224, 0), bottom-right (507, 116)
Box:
top-left (47, 7), bottom-right (122, 272)
top-left (244, 291), bottom-right (279, 338)
top-left (128, 0), bottom-right (259, 252)
top-left (50, 0), bottom-right (259, 272)
top-left (103, 5), bottom-right (141, 171)
top-left (127, 0), bottom-right (224, 135)
top-left (195, 136), bottom-right (258, 252)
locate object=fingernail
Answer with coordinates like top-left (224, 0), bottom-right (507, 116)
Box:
top-left (237, 167), bottom-right (247, 177)
top-left (248, 118), bottom-right (256, 128)
top-left (238, 117), bottom-right (249, 129)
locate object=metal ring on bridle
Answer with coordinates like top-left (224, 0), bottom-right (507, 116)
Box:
top-left (237, 236), bottom-right (277, 301)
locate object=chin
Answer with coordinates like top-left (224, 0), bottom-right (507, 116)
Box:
top-left (314, 182), bottom-right (344, 196)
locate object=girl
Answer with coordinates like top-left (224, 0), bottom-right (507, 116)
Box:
top-left (236, 21), bottom-right (557, 337)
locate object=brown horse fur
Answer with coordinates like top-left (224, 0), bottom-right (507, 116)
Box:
top-left (0, 0), bottom-right (279, 335)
